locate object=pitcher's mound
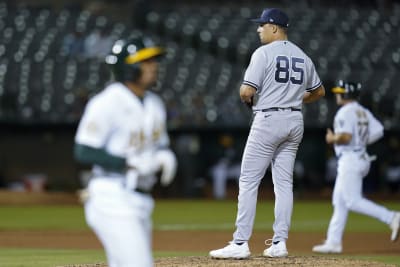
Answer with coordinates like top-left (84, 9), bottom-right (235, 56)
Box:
top-left (59, 255), bottom-right (395, 267)
top-left (154, 255), bottom-right (395, 267)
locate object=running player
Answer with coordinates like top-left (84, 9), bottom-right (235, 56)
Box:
top-left (74, 37), bottom-right (177, 267)
top-left (312, 80), bottom-right (400, 254)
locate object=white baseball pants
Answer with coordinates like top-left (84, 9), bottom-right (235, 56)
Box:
top-left (85, 177), bottom-right (154, 267)
top-left (326, 152), bottom-right (395, 245)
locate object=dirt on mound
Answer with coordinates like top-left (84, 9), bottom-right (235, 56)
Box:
top-left (59, 256), bottom-right (397, 267)
top-left (155, 256), bottom-right (397, 267)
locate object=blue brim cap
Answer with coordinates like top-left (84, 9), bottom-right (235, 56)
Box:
top-left (250, 8), bottom-right (289, 28)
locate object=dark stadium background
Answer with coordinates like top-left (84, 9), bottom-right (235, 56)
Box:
top-left (0, 0), bottom-right (399, 198)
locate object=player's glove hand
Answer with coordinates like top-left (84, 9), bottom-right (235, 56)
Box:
top-left (154, 149), bottom-right (177, 186)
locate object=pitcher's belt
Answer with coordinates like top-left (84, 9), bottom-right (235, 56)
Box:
top-left (261, 107), bottom-right (301, 112)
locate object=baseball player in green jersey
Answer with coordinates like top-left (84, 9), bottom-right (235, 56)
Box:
top-left (209, 7), bottom-right (325, 259)
top-left (312, 81), bottom-right (400, 254)
top-left (74, 37), bottom-right (177, 267)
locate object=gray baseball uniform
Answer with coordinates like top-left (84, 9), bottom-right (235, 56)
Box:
top-left (233, 40), bottom-right (322, 243)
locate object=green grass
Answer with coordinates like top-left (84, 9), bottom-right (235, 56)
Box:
top-left (0, 248), bottom-right (106, 267)
top-left (0, 200), bottom-right (398, 232)
top-left (0, 200), bottom-right (399, 266)
top-left (353, 255), bottom-right (400, 265)
top-left (0, 206), bottom-right (88, 230)
top-left (153, 200), bottom-right (398, 232)
top-left (0, 249), bottom-right (209, 267)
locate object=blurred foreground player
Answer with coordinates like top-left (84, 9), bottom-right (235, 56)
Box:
top-left (74, 37), bottom-right (177, 267)
top-left (312, 80), bottom-right (400, 254)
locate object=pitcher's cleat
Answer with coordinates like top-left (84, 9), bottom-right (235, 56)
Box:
top-left (263, 240), bottom-right (288, 258)
top-left (209, 241), bottom-right (250, 259)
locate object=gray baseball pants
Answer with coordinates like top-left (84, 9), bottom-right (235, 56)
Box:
top-left (233, 110), bottom-right (303, 243)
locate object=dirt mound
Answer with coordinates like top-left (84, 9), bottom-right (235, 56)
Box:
top-left (59, 256), bottom-right (396, 267)
top-left (155, 256), bottom-right (396, 266)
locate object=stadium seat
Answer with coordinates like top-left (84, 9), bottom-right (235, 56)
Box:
top-left (0, 1), bottom-right (399, 129)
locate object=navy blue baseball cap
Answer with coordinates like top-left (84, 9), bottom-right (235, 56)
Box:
top-left (250, 8), bottom-right (289, 28)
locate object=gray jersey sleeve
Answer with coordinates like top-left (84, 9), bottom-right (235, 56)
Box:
top-left (304, 57), bottom-right (322, 92)
top-left (243, 48), bottom-right (267, 91)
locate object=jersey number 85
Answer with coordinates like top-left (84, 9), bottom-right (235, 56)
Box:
top-left (275, 55), bottom-right (304, 85)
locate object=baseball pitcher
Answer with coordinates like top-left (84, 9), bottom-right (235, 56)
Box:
top-left (74, 37), bottom-right (177, 267)
top-left (312, 81), bottom-right (400, 254)
top-left (210, 8), bottom-right (325, 259)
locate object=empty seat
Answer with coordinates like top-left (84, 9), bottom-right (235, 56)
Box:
top-left (0, 2), bottom-right (399, 129)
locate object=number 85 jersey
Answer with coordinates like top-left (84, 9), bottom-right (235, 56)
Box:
top-left (333, 102), bottom-right (384, 157)
top-left (243, 40), bottom-right (322, 110)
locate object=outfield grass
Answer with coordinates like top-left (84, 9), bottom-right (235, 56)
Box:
top-left (153, 200), bottom-right (400, 232)
top-left (0, 200), bottom-right (399, 266)
top-left (0, 248), bottom-right (106, 267)
top-left (0, 206), bottom-right (88, 230)
top-left (0, 200), bottom-right (398, 232)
